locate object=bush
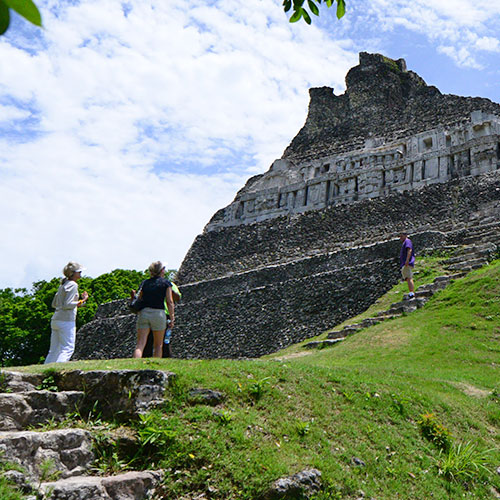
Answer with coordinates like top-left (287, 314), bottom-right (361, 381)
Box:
top-left (417, 413), bottom-right (452, 451)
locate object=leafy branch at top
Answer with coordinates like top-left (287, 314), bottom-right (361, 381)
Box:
top-left (283, 0), bottom-right (346, 25)
top-left (0, 0), bottom-right (42, 35)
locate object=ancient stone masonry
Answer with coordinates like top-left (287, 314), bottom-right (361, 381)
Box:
top-left (74, 52), bottom-right (500, 360)
top-left (208, 53), bottom-right (500, 230)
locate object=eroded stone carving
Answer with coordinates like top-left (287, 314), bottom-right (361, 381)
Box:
top-left (206, 53), bottom-right (500, 230)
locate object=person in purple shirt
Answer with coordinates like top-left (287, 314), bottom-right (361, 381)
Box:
top-left (399, 231), bottom-right (415, 299)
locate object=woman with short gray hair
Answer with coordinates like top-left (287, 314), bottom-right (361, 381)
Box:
top-left (45, 262), bottom-right (89, 363)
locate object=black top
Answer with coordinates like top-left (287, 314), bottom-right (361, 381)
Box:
top-left (140, 277), bottom-right (172, 309)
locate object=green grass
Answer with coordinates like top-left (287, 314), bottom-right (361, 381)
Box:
top-left (7, 260), bottom-right (500, 499)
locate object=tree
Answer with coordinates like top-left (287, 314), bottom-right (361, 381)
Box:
top-left (0, 0), bottom-right (345, 36)
top-left (0, 268), bottom-right (181, 366)
top-left (285, 0), bottom-right (346, 24)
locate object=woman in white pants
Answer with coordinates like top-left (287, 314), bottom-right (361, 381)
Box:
top-left (45, 262), bottom-right (89, 364)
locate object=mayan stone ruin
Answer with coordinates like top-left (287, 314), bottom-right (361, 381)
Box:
top-left (74, 52), bottom-right (500, 361)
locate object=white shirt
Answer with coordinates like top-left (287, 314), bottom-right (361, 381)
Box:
top-left (52, 280), bottom-right (79, 322)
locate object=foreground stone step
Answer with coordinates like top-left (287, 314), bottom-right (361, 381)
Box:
top-left (1, 369), bottom-right (176, 423)
top-left (56, 369), bottom-right (176, 421)
top-left (0, 371), bottom-right (44, 392)
top-left (0, 390), bottom-right (84, 431)
top-left (0, 429), bottom-right (93, 481)
top-left (38, 470), bottom-right (163, 500)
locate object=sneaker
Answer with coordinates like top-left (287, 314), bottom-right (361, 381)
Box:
top-left (403, 293), bottom-right (415, 301)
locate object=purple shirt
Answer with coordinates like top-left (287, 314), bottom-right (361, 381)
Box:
top-left (400, 238), bottom-right (415, 268)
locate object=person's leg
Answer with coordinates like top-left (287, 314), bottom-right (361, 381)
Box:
top-left (55, 322), bottom-right (77, 362)
top-left (133, 328), bottom-right (151, 358)
top-left (143, 331), bottom-right (154, 358)
top-left (45, 320), bottom-right (61, 364)
top-left (407, 277), bottom-right (415, 294)
top-left (152, 330), bottom-right (165, 358)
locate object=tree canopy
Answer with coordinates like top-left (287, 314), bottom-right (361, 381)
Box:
top-left (0, 268), bottom-right (175, 366)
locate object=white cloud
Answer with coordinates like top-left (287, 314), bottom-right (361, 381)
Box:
top-left (1, 0), bottom-right (499, 289)
top-left (474, 36), bottom-right (500, 52)
top-left (0, 0), bottom-right (357, 288)
top-left (0, 104), bottom-right (31, 121)
top-left (361, 0), bottom-right (500, 68)
top-left (437, 45), bottom-right (482, 69)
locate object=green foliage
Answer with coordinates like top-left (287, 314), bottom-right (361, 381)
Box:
top-left (417, 413), bottom-right (452, 451)
top-left (36, 371), bottom-right (58, 392)
top-left (0, 0), bottom-right (42, 35)
top-left (214, 409), bottom-right (233, 425)
top-left (284, 0), bottom-right (346, 25)
top-left (0, 268), bottom-right (150, 367)
top-left (295, 419), bottom-right (311, 436)
top-left (38, 458), bottom-right (61, 484)
top-left (132, 410), bottom-right (179, 465)
top-left (436, 441), bottom-right (493, 483)
top-left (248, 376), bottom-right (271, 401)
top-left (0, 476), bottom-right (24, 500)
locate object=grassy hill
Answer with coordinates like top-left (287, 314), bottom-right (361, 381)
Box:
top-left (7, 259), bottom-right (500, 499)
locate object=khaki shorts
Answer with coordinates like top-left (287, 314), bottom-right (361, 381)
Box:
top-left (137, 308), bottom-right (166, 331)
top-left (401, 265), bottom-right (414, 280)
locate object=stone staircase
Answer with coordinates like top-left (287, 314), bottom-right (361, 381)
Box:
top-left (303, 240), bottom-right (498, 350)
top-left (0, 369), bottom-right (175, 500)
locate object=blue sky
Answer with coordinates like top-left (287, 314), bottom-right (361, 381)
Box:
top-left (0, 0), bottom-right (499, 289)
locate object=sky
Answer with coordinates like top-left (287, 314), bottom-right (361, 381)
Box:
top-left (0, 0), bottom-right (499, 289)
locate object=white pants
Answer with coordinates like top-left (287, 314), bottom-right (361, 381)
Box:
top-left (45, 319), bottom-right (76, 363)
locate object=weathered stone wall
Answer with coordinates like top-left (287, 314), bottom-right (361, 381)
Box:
top-left (73, 53), bottom-right (500, 361)
top-left (74, 172), bottom-right (500, 361)
top-left (179, 172), bottom-right (500, 284)
top-left (284, 52), bottom-right (500, 162)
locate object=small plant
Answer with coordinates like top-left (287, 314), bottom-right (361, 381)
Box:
top-left (295, 420), bottom-right (311, 437)
top-left (36, 373), bottom-right (58, 392)
top-left (490, 387), bottom-right (500, 403)
top-left (0, 371), bottom-right (11, 393)
top-left (36, 458), bottom-right (61, 497)
top-left (341, 391), bottom-right (354, 402)
top-left (248, 377), bottom-right (271, 401)
top-left (436, 441), bottom-right (492, 483)
top-left (91, 432), bottom-right (129, 475)
top-left (214, 409), bottom-right (233, 425)
top-left (391, 393), bottom-right (409, 417)
top-left (131, 410), bottom-right (178, 465)
top-left (418, 413), bottom-right (452, 451)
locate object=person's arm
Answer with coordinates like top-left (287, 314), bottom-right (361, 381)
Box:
top-left (77, 291), bottom-right (89, 308)
top-left (165, 287), bottom-right (175, 327)
top-left (60, 282), bottom-right (81, 309)
top-left (405, 247), bottom-right (412, 266)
